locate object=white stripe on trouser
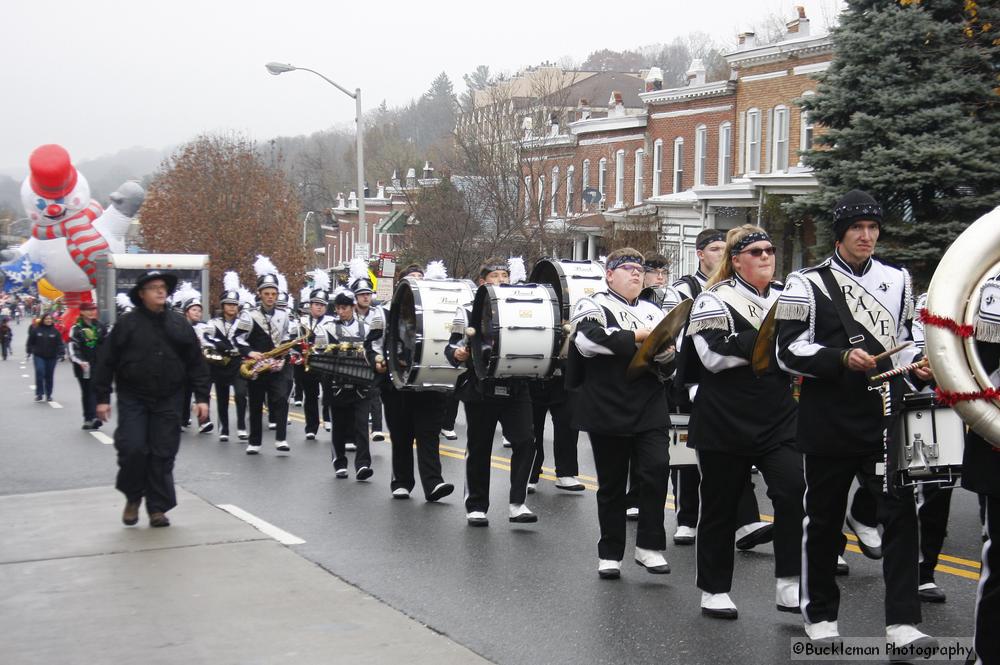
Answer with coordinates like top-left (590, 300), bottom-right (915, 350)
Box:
top-left (694, 450), bottom-right (703, 588)
top-left (915, 485), bottom-right (926, 567)
top-left (799, 458), bottom-right (812, 621)
top-left (974, 501), bottom-right (992, 665)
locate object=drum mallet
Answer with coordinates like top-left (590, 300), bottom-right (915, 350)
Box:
top-left (869, 358), bottom-right (928, 383)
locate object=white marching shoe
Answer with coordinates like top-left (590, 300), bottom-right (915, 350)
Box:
top-left (392, 487), bottom-right (410, 499)
top-left (237, 429), bottom-right (248, 440)
top-left (441, 429), bottom-right (458, 440)
top-left (846, 512), bottom-right (883, 559)
top-left (625, 507), bottom-right (639, 521)
top-left (701, 592), bottom-right (738, 619)
top-left (323, 421), bottom-right (332, 432)
top-left (526, 483), bottom-right (537, 494)
top-left (804, 620), bottom-right (840, 642)
top-left (776, 576), bottom-right (800, 613)
top-left (345, 443), bottom-right (357, 452)
top-left (555, 476), bottom-right (585, 491)
top-left (735, 521), bottom-right (774, 550)
top-left (275, 440), bottom-right (290, 452)
top-left (245, 443), bottom-right (261, 455)
top-left (673, 525), bottom-right (696, 545)
top-left (305, 432), bottom-right (316, 440)
top-left (886, 624), bottom-right (938, 657)
top-left (508, 503), bottom-right (538, 523)
top-left (634, 547), bottom-right (670, 574)
top-left (467, 511), bottom-right (489, 527)
top-left (598, 559), bottom-right (621, 579)
top-left (371, 431), bottom-right (386, 442)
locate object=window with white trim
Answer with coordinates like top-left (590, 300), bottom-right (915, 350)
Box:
top-left (772, 105), bottom-right (789, 172)
top-left (598, 158), bottom-right (607, 201)
top-left (694, 125), bottom-right (708, 186)
top-left (614, 150), bottom-right (625, 208)
top-left (718, 122), bottom-right (732, 185)
top-left (566, 166), bottom-right (575, 214)
top-left (799, 91), bottom-right (815, 167)
top-left (537, 175), bottom-right (545, 220)
top-left (551, 167), bottom-right (560, 216)
top-left (524, 176), bottom-right (531, 217)
top-left (634, 149), bottom-right (644, 205)
top-left (652, 139), bottom-right (663, 197)
top-left (582, 160), bottom-right (590, 210)
top-left (672, 138), bottom-right (684, 193)
top-left (745, 109), bottom-right (761, 174)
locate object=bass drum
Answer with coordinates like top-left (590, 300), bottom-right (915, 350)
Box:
top-left (529, 258), bottom-right (606, 321)
top-left (470, 283), bottom-right (561, 381)
top-left (387, 278), bottom-right (476, 391)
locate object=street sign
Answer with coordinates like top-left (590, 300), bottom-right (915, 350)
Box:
top-left (353, 243), bottom-right (370, 260)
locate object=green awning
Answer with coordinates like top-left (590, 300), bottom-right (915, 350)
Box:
top-left (376, 210), bottom-right (407, 234)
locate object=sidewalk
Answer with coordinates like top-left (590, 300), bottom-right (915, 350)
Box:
top-left (0, 485), bottom-right (492, 665)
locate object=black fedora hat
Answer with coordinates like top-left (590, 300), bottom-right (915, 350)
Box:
top-left (128, 270), bottom-right (178, 306)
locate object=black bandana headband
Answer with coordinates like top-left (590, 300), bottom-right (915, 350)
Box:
top-left (697, 231), bottom-right (726, 251)
top-left (731, 231), bottom-right (771, 256)
top-left (643, 258), bottom-right (668, 271)
top-left (480, 263), bottom-right (508, 278)
top-left (607, 255), bottom-right (644, 271)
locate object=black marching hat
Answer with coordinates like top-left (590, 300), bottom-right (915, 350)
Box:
top-left (833, 190), bottom-right (883, 241)
top-left (128, 270), bottom-right (178, 306)
top-left (309, 288), bottom-right (330, 305)
top-left (220, 289), bottom-right (240, 305)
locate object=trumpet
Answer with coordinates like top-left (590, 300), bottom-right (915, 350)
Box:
top-left (240, 336), bottom-right (308, 380)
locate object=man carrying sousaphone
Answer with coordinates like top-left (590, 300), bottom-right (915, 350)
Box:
top-left (774, 190), bottom-right (935, 651)
top-left (569, 247), bottom-right (676, 580)
top-left (233, 255), bottom-right (296, 456)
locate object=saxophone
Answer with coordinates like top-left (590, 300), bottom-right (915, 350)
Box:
top-left (240, 336), bottom-right (308, 380)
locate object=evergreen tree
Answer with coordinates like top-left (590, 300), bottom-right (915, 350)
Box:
top-left (791, 0), bottom-right (1000, 286)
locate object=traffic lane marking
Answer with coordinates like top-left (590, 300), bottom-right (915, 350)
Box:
top-left (90, 431), bottom-right (114, 445)
top-left (216, 504), bottom-right (305, 545)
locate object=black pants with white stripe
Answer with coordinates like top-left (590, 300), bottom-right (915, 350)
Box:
top-left (330, 390), bottom-right (371, 471)
top-left (696, 445), bottom-right (803, 593)
top-left (974, 495), bottom-right (999, 665)
top-left (916, 483), bottom-right (953, 586)
top-left (530, 398), bottom-right (579, 482)
top-left (670, 466), bottom-right (762, 529)
top-left (590, 429), bottom-right (670, 560)
top-left (463, 398), bottom-right (534, 513)
top-left (802, 453), bottom-right (921, 626)
top-left (382, 383), bottom-right (446, 497)
top-left (248, 367), bottom-right (291, 445)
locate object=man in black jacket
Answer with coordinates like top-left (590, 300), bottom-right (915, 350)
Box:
top-left (93, 271), bottom-right (210, 528)
top-left (68, 302), bottom-right (108, 430)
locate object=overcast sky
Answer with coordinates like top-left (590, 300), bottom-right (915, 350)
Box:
top-left (1, 0), bottom-right (842, 176)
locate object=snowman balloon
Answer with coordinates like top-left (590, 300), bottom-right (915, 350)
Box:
top-left (3, 144), bottom-right (145, 335)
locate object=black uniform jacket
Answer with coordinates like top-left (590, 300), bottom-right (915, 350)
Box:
top-left (92, 305), bottom-right (210, 404)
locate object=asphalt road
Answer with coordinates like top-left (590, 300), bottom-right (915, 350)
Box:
top-left (0, 316), bottom-right (985, 665)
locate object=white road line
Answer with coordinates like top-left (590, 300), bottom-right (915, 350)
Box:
top-left (48, 401), bottom-right (63, 409)
top-left (90, 431), bottom-right (114, 445)
top-left (21, 374), bottom-right (29, 378)
top-left (216, 504), bottom-right (305, 545)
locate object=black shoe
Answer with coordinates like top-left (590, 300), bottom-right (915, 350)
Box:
top-left (91, 419), bottom-right (103, 429)
top-left (736, 523), bottom-right (774, 551)
top-left (427, 483), bottom-right (454, 502)
top-left (701, 606), bottom-right (739, 620)
top-left (82, 421), bottom-right (94, 430)
top-left (34, 395), bottom-right (43, 402)
top-left (835, 557), bottom-right (850, 576)
top-left (918, 584), bottom-right (947, 603)
top-left (46, 395), bottom-right (52, 402)
top-left (356, 466), bottom-right (374, 481)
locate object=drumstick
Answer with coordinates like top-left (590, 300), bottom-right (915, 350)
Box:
top-left (869, 358), bottom-right (928, 383)
top-left (871, 342), bottom-right (913, 363)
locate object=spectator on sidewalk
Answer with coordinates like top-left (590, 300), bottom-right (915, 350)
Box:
top-left (25, 312), bottom-right (63, 402)
top-left (0, 318), bottom-right (12, 360)
top-left (68, 302), bottom-right (108, 430)
top-left (93, 270), bottom-right (210, 528)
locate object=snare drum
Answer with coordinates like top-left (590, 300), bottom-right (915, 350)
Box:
top-left (470, 283), bottom-right (561, 380)
top-left (895, 393), bottom-right (965, 487)
top-left (668, 413), bottom-right (698, 467)
top-left (529, 258), bottom-right (607, 321)
top-left (387, 278), bottom-right (476, 391)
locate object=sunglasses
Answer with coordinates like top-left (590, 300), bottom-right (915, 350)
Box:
top-left (738, 246), bottom-right (777, 258)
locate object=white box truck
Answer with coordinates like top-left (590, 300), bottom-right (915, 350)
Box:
top-left (96, 253), bottom-right (211, 324)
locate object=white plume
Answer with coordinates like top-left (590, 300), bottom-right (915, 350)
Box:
top-left (349, 256), bottom-right (369, 283)
top-left (508, 256), bottom-right (526, 284)
top-left (115, 293), bottom-right (133, 310)
top-left (277, 273), bottom-right (288, 293)
top-left (237, 287), bottom-right (255, 307)
top-left (311, 268), bottom-right (331, 292)
top-left (299, 284), bottom-right (311, 303)
top-left (171, 281), bottom-right (192, 305)
top-left (253, 255), bottom-right (278, 278)
top-left (333, 285), bottom-right (356, 303)
top-left (424, 260), bottom-right (447, 281)
top-left (223, 270), bottom-right (241, 292)
top-left (598, 255), bottom-right (607, 268)
top-left (173, 281), bottom-right (201, 307)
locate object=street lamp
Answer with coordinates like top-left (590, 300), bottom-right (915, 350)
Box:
top-left (301, 210), bottom-right (314, 246)
top-left (266, 61), bottom-right (367, 260)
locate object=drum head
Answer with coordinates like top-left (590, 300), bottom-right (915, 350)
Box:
top-left (529, 260), bottom-right (566, 319)
top-left (470, 284), bottom-right (498, 380)
top-left (387, 280), bottom-right (419, 389)
top-left (529, 258), bottom-right (605, 321)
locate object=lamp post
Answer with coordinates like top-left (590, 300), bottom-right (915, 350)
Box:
top-left (266, 62), bottom-right (367, 260)
top-left (301, 210), bottom-right (314, 246)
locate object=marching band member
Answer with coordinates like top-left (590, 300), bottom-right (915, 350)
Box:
top-left (203, 272), bottom-right (247, 441)
top-left (175, 283), bottom-right (214, 435)
top-left (570, 247), bottom-right (675, 579)
top-left (233, 256), bottom-right (295, 456)
top-left (775, 191), bottom-right (934, 649)
top-left (350, 257), bottom-right (386, 443)
top-left (373, 260), bottom-right (454, 501)
top-left (965, 273), bottom-right (1000, 665)
top-left (446, 257), bottom-right (537, 527)
top-left (670, 233), bottom-right (773, 549)
top-left (685, 225), bottom-right (802, 619)
top-left (296, 269), bottom-right (334, 441)
top-left (320, 286), bottom-right (375, 480)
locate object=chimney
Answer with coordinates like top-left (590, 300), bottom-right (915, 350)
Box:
top-left (522, 115), bottom-right (534, 140)
top-left (578, 98), bottom-right (591, 121)
top-left (608, 91), bottom-right (625, 117)
top-left (738, 31), bottom-right (757, 51)
top-left (348, 191), bottom-right (358, 209)
top-left (686, 59), bottom-right (706, 87)
top-left (422, 161), bottom-right (434, 179)
top-left (644, 67), bottom-right (664, 92)
top-left (390, 169), bottom-right (400, 188)
top-left (786, 6), bottom-right (809, 37)
top-left (376, 181), bottom-right (386, 199)
top-left (336, 192), bottom-right (345, 209)
top-left (405, 168), bottom-right (417, 187)
top-left (548, 112), bottom-right (560, 137)
top-left (363, 181), bottom-right (370, 198)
